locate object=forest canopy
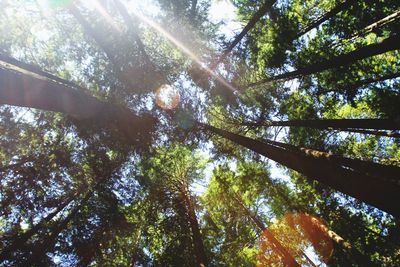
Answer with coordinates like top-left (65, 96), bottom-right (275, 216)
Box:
top-left (0, 0), bottom-right (399, 266)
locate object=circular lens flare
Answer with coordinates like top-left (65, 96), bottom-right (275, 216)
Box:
top-left (257, 213), bottom-right (333, 266)
top-left (155, 84), bottom-right (180, 110)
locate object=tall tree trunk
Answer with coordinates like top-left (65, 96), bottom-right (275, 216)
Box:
top-left (349, 9), bottom-right (400, 40)
top-left (0, 193), bottom-right (76, 261)
top-left (241, 118), bottom-right (400, 137)
top-left (317, 72), bottom-right (400, 94)
top-left (0, 58), bottom-right (155, 146)
top-left (218, 180), bottom-right (302, 267)
top-left (294, 0), bottom-right (357, 39)
top-left (180, 181), bottom-right (208, 267)
top-left (210, 0), bottom-right (277, 69)
top-left (263, 138), bottom-right (399, 183)
top-left (246, 35), bottom-right (400, 87)
top-left (20, 192), bottom-right (93, 267)
top-left (241, 118), bottom-right (400, 130)
top-left (112, 0), bottom-right (155, 68)
top-left (200, 123), bottom-right (400, 217)
top-left (266, 177), bottom-right (376, 267)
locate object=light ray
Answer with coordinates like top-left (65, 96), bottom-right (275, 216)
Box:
top-left (85, 0), bottom-right (122, 33)
top-left (118, 0), bottom-right (238, 93)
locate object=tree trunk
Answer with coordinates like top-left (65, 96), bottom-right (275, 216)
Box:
top-left (20, 192), bottom-right (93, 267)
top-left (241, 118), bottom-right (400, 130)
top-left (210, 0), bottom-right (277, 69)
top-left (246, 35), bottom-right (400, 87)
top-left (349, 9), bottom-right (400, 40)
top-left (317, 72), bottom-right (400, 94)
top-left (180, 181), bottom-right (208, 267)
top-left (200, 123), bottom-right (400, 217)
top-left (0, 58), bottom-right (155, 146)
top-left (112, 0), bottom-right (155, 67)
top-left (222, 184), bottom-right (302, 267)
top-left (267, 178), bottom-right (376, 267)
top-left (263, 138), bottom-right (400, 183)
top-left (0, 193), bottom-right (76, 261)
top-left (294, 0), bottom-right (357, 39)
top-left (241, 118), bottom-right (400, 138)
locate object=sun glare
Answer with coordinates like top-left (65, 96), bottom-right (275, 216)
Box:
top-left (155, 84), bottom-right (180, 110)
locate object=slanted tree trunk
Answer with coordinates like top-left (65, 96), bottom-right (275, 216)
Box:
top-left (210, 0), bottom-right (277, 69)
top-left (0, 58), bottom-right (155, 146)
top-left (218, 180), bottom-right (302, 267)
top-left (349, 9), bottom-right (400, 40)
top-left (20, 191), bottom-right (93, 267)
top-left (70, 4), bottom-right (161, 92)
top-left (0, 193), bottom-right (76, 261)
top-left (263, 138), bottom-right (399, 183)
top-left (241, 118), bottom-right (400, 137)
top-left (246, 35), bottom-right (400, 87)
top-left (241, 118), bottom-right (400, 130)
top-left (266, 178), bottom-right (376, 267)
top-left (316, 72), bottom-right (400, 94)
top-left (112, 0), bottom-right (155, 68)
top-left (200, 123), bottom-right (400, 217)
top-left (294, 0), bottom-right (357, 39)
top-left (179, 180), bottom-right (208, 267)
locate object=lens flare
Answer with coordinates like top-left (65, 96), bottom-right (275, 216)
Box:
top-left (257, 213), bottom-right (333, 266)
top-left (155, 84), bottom-right (180, 110)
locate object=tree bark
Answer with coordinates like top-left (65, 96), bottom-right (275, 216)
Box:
top-left (180, 181), bottom-right (208, 267)
top-left (241, 118), bottom-right (400, 138)
top-left (294, 0), bottom-right (357, 39)
top-left (0, 193), bottom-right (76, 261)
top-left (20, 191), bottom-right (93, 267)
top-left (263, 138), bottom-right (400, 184)
top-left (200, 123), bottom-right (400, 217)
top-left (210, 0), bottom-right (277, 69)
top-left (267, 179), bottom-right (376, 267)
top-left (246, 35), bottom-right (400, 87)
top-left (349, 9), bottom-right (400, 40)
top-left (112, 0), bottom-right (154, 67)
top-left (316, 72), bottom-right (400, 94)
top-left (241, 118), bottom-right (400, 130)
top-left (0, 58), bottom-right (155, 146)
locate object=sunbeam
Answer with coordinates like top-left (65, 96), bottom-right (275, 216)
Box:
top-left (117, 0), bottom-right (239, 94)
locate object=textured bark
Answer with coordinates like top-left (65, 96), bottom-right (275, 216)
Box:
top-left (295, 0), bottom-right (357, 39)
top-left (246, 35), bottom-right (400, 87)
top-left (180, 181), bottom-right (208, 267)
top-left (211, 0), bottom-right (277, 69)
top-left (241, 118), bottom-right (400, 130)
top-left (263, 138), bottom-right (400, 184)
top-left (201, 123), bottom-right (400, 217)
top-left (241, 118), bottom-right (400, 138)
top-left (0, 58), bottom-right (155, 146)
top-left (350, 9), bottom-right (400, 40)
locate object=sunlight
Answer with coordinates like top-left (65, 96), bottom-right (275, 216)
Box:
top-left (38, 0), bottom-right (73, 9)
top-left (117, 0), bottom-right (239, 93)
top-left (155, 84), bottom-right (180, 110)
top-left (83, 0), bottom-right (122, 32)
top-left (257, 213), bottom-right (332, 266)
